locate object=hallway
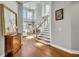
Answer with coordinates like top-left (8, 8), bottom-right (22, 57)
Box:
top-left (1, 1), bottom-right (79, 57)
top-left (14, 37), bottom-right (53, 57)
top-left (13, 36), bottom-right (79, 57)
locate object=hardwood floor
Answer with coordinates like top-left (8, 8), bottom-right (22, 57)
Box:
top-left (14, 37), bottom-right (79, 57)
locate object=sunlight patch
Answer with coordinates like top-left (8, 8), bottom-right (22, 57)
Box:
top-left (35, 42), bottom-right (44, 47)
top-left (26, 36), bottom-right (35, 39)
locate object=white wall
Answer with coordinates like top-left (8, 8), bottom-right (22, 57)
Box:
top-left (51, 1), bottom-right (79, 52)
top-left (71, 2), bottom-right (79, 51)
top-left (51, 1), bottom-right (71, 49)
top-left (18, 3), bottom-right (23, 33)
top-left (0, 1), bottom-right (18, 56)
top-left (35, 2), bottom-right (42, 25)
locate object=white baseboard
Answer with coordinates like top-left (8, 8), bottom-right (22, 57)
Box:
top-left (35, 38), bottom-right (79, 54)
top-left (50, 43), bottom-right (79, 54)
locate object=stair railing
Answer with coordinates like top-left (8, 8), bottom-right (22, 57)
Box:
top-left (34, 15), bottom-right (49, 37)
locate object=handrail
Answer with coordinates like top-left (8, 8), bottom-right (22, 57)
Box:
top-left (34, 15), bottom-right (48, 37)
top-left (36, 15), bottom-right (48, 29)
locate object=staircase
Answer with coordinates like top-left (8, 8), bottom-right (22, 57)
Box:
top-left (37, 25), bottom-right (50, 45)
top-left (35, 16), bottom-right (50, 45)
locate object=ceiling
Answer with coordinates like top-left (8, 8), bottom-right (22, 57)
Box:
top-left (18, 1), bottom-right (50, 10)
top-left (18, 1), bottom-right (41, 10)
top-left (23, 1), bottom-right (41, 10)
top-left (17, 1), bottom-right (29, 4)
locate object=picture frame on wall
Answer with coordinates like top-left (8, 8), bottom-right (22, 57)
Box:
top-left (55, 8), bottom-right (63, 21)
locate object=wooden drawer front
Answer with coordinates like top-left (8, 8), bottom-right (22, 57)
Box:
top-left (5, 36), bottom-right (13, 56)
top-left (5, 34), bottom-right (21, 56)
top-left (13, 36), bottom-right (21, 54)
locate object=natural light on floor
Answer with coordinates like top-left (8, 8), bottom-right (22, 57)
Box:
top-left (35, 42), bottom-right (44, 47)
top-left (26, 35), bottom-right (36, 39)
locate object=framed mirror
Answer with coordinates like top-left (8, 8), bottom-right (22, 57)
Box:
top-left (1, 4), bottom-right (17, 35)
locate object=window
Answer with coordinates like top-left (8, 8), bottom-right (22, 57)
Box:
top-left (46, 4), bottom-right (50, 15)
top-left (23, 8), bottom-right (26, 19)
top-left (42, 3), bottom-right (50, 16)
top-left (27, 10), bottom-right (33, 19)
top-left (42, 3), bottom-right (44, 16)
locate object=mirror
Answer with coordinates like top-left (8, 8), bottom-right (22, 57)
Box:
top-left (4, 8), bottom-right (16, 33)
top-left (1, 4), bottom-right (17, 35)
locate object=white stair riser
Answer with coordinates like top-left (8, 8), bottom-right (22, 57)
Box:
top-left (37, 25), bottom-right (50, 42)
top-left (38, 36), bottom-right (50, 40)
top-left (38, 37), bottom-right (50, 41)
top-left (38, 35), bottom-right (50, 38)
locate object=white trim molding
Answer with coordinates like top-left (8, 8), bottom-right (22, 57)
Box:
top-left (50, 43), bottom-right (79, 54)
top-left (35, 38), bottom-right (79, 54)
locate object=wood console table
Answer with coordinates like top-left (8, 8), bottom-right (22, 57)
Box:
top-left (4, 33), bottom-right (21, 57)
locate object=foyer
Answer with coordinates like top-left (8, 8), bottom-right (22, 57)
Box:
top-left (0, 1), bottom-right (79, 57)
top-left (14, 37), bottom-right (79, 57)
